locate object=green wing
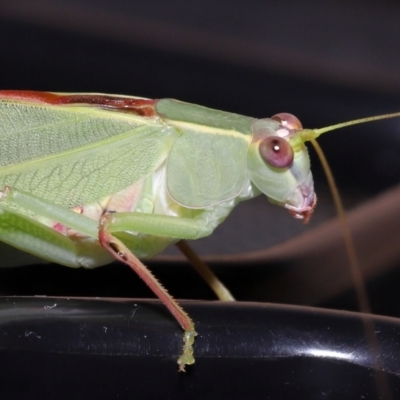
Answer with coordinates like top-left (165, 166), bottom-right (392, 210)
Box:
top-left (157, 99), bottom-right (252, 208)
top-left (0, 99), bottom-right (178, 207)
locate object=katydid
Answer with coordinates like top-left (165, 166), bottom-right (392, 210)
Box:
top-left (0, 91), bottom-right (399, 371)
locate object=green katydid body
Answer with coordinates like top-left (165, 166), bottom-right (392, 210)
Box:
top-left (0, 90), bottom-right (317, 370)
top-left (0, 92), bottom-right (315, 268)
top-left (2, 91), bottom-right (400, 371)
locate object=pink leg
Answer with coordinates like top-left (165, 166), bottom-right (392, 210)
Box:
top-left (99, 216), bottom-right (197, 371)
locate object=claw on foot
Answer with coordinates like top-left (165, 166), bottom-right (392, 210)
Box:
top-left (177, 330), bottom-right (198, 372)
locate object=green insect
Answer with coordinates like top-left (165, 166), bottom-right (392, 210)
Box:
top-left (0, 90), bottom-right (398, 371)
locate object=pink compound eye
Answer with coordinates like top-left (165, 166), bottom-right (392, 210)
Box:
top-left (271, 113), bottom-right (303, 130)
top-left (259, 136), bottom-right (294, 168)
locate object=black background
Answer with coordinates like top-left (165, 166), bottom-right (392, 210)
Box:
top-left (1, 2), bottom-right (400, 398)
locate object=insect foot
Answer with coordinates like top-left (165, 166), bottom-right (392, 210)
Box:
top-left (177, 330), bottom-right (198, 372)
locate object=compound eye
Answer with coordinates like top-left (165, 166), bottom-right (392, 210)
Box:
top-left (271, 113), bottom-right (302, 130)
top-left (259, 136), bottom-right (294, 168)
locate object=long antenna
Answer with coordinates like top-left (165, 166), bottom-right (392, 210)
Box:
top-left (308, 136), bottom-right (392, 399)
top-left (308, 137), bottom-right (370, 313)
top-left (312, 111), bottom-right (400, 138)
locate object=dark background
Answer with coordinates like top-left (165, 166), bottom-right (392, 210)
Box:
top-left (0, 0), bottom-right (400, 315)
top-left (2, 2), bottom-right (400, 399)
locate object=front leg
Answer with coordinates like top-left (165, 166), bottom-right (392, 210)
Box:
top-left (99, 217), bottom-right (197, 371)
top-left (98, 210), bottom-right (237, 370)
